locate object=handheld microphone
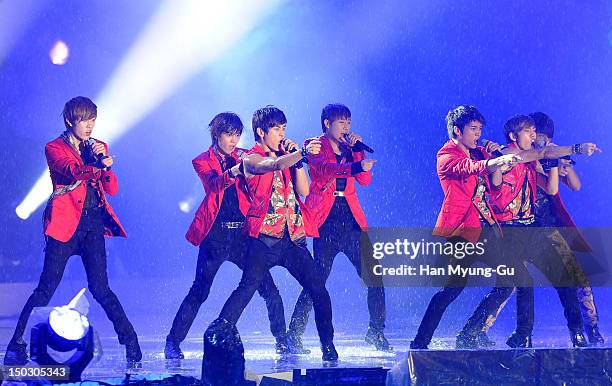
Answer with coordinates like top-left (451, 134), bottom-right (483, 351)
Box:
top-left (481, 139), bottom-right (504, 157)
top-left (280, 138), bottom-right (310, 167)
top-left (87, 138), bottom-right (111, 171)
top-left (280, 138), bottom-right (297, 153)
top-left (343, 134), bottom-right (374, 153)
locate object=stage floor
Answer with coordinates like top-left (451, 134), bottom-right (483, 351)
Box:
top-left (0, 333), bottom-right (400, 381)
top-left (2, 331), bottom-right (609, 383)
top-left (1, 280), bottom-right (610, 383)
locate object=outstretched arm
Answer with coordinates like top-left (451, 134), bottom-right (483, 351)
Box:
top-left (503, 142), bottom-right (601, 162)
top-left (242, 140), bottom-right (321, 175)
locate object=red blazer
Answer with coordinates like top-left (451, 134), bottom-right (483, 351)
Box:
top-left (242, 144), bottom-right (316, 238)
top-left (43, 136), bottom-right (126, 242)
top-left (432, 140), bottom-right (498, 243)
top-left (185, 146), bottom-right (251, 246)
top-left (303, 135), bottom-right (371, 236)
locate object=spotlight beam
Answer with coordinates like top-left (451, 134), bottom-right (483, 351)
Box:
top-left (16, 0), bottom-right (284, 220)
top-left (0, 0), bottom-right (47, 65)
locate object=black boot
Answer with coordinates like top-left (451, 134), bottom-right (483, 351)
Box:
top-left (4, 340), bottom-right (28, 366)
top-left (321, 342), bottom-right (338, 362)
top-left (585, 325), bottom-right (605, 346)
top-left (570, 330), bottom-right (589, 348)
top-left (455, 332), bottom-right (478, 349)
top-left (125, 335), bottom-right (142, 367)
top-left (164, 337), bottom-right (184, 359)
top-left (286, 331), bottom-right (311, 354)
top-left (476, 331), bottom-right (495, 348)
top-left (275, 335), bottom-right (290, 355)
top-left (409, 340), bottom-right (428, 350)
top-left (506, 332), bottom-right (532, 348)
top-left (365, 327), bottom-right (393, 352)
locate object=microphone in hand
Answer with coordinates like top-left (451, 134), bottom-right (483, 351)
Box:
top-left (87, 139), bottom-right (112, 170)
top-left (280, 138), bottom-right (298, 153)
top-left (343, 134), bottom-right (374, 153)
top-left (481, 139), bottom-right (504, 157)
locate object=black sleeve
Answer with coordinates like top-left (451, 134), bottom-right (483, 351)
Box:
top-left (350, 161), bottom-right (364, 175)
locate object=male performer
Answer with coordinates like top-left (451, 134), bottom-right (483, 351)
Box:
top-left (409, 105), bottom-right (527, 350)
top-left (165, 112), bottom-right (287, 359)
top-left (4, 97), bottom-right (141, 366)
top-left (478, 112), bottom-right (604, 346)
top-left (456, 114), bottom-right (600, 348)
top-left (211, 105), bottom-right (339, 361)
top-left (532, 112), bottom-right (604, 345)
top-left (286, 103), bottom-right (390, 353)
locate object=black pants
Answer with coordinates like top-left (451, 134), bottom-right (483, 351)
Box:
top-left (482, 227), bottom-right (596, 332)
top-left (459, 225), bottom-right (583, 338)
top-left (543, 228), bottom-right (599, 328)
top-left (288, 199), bottom-right (385, 336)
top-left (167, 231), bottom-right (286, 342)
top-left (412, 225), bottom-right (533, 346)
top-left (219, 234), bottom-right (334, 346)
top-left (10, 211), bottom-right (136, 345)
top-left (529, 228), bottom-right (582, 332)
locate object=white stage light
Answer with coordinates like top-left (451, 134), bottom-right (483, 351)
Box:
top-left (49, 40), bottom-right (69, 65)
top-left (178, 199), bottom-right (194, 213)
top-left (17, 0), bottom-right (284, 220)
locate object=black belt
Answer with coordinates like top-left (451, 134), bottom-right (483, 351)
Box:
top-left (501, 218), bottom-right (535, 227)
top-left (221, 221), bottom-right (244, 229)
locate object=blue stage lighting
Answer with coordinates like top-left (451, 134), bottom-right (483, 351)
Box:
top-left (16, 0), bottom-right (284, 220)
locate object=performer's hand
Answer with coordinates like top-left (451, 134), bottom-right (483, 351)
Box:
top-left (280, 138), bottom-right (299, 154)
top-left (559, 166), bottom-right (569, 177)
top-left (484, 140), bottom-right (501, 155)
top-left (305, 139), bottom-right (321, 155)
top-left (558, 158), bottom-right (572, 177)
top-left (229, 163), bottom-right (242, 178)
top-left (342, 132), bottom-right (362, 147)
top-left (101, 155), bottom-right (114, 168)
top-left (579, 142), bottom-right (602, 156)
top-left (497, 154), bottom-right (522, 167)
top-left (91, 142), bottom-right (107, 156)
top-left (361, 159), bottom-right (376, 171)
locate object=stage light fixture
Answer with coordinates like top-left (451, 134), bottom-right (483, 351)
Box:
top-left (29, 289), bottom-right (95, 383)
